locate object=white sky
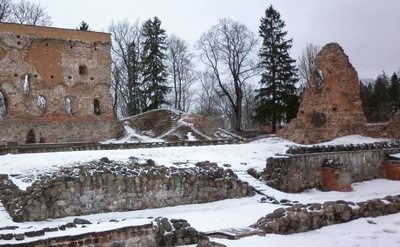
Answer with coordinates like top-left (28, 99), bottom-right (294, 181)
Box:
top-left (29, 0), bottom-right (400, 79)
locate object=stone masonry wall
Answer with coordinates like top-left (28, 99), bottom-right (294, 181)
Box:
top-left (253, 195), bottom-right (400, 235)
top-left (0, 119), bottom-right (122, 143)
top-left (0, 160), bottom-right (254, 222)
top-left (0, 23), bottom-right (118, 143)
top-left (278, 43), bottom-right (367, 144)
top-left (0, 223), bottom-right (157, 247)
top-left (276, 42), bottom-right (400, 144)
top-left (0, 217), bottom-right (208, 246)
top-left (362, 111), bottom-right (400, 141)
top-left (263, 142), bottom-right (400, 192)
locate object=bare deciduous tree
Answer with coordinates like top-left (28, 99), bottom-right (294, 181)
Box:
top-left (109, 19), bottom-right (143, 118)
top-left (197, 18), bottom-right (258, 131)
top-left (298, 43), bottom-right (321, 85)
top-left (0, 0), bottom-right (12, 22)
top-left (242, 82), bottom-right (258, 129)
top-left (11, 0), bottom-right (52, 26)
top-left (166, 34), bottom-right (196, 112)
top-left (195, 71), bottom-right (226, 128)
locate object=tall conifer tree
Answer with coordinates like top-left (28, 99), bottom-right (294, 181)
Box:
top-left (254, 5), bottom-right (299, 133)
top-left (389, 72), bottom-right (400, 114)
top-left (371, 73), bottom-right (390, 121)
top-left (141, 16), bottom-right (169, 111)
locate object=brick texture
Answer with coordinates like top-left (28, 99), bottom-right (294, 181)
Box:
top-left (279, 43), bottom-right (367, 144)
top-left (0, 23), bottom-right (121, 143)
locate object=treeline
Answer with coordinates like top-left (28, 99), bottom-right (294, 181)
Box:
top-left (360, 72), bottom-right (400, 123)
top-left (108, 5), bottom-right (302, 132)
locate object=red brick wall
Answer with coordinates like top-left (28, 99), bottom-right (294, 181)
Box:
top-left (0, 23), bottom-right (118, 143)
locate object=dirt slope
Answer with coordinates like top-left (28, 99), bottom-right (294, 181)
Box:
top-left (123, 109), bottom-right (240, 141)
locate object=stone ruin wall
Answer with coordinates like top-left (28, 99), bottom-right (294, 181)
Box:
top-left (0, 223), bottom-right (157, 247)
top-left (263, 142), bottom-right (400, 193)
top-left (254, 195), bottom-right (400, 235)
top-left (0, 120), bottom-right (121, 144)
top-left (0, 23), bottom-right (122, 143)
top-left (0, 217), bottom-right (209, 246)
top-left (279, 43), bottom-right (367, 144)
top-left (362, 112), bottom-right (400, 140)
top-left (0, 161), bottom-right (254, 222)
top-left (279, 42), bottom-right (400, 144)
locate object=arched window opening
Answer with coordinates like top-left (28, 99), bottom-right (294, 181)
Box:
top-left (93, 98), bottom-right (100, 115)
top-left (65, 98), bottom-right (73, 115)
top-left (0, 91), bottom-right (7, 119)
top-left (23, 74), bottom-right (30, 95)
top-left (37, 95), bottom-right (47, 111)
top-left (26, 129), bottom-right (36, 144)
top-left (316, 69), bottom-right (324, 93)
top-left (79, 65), bottom-right (88, 75)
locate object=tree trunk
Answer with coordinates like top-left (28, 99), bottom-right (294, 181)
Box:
top-left (234, 109), bottom-right (242, 131)
top-left (234, 87), bottom-right (243, 131)
top-left (271, 112), bottom-right (276, 133)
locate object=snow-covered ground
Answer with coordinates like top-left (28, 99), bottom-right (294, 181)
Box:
top-left (101, 125), bottom-right (165, 144)
top-left (1, 134), bottom-right (400, 246)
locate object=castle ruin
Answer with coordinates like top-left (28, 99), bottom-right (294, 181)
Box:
top-left (0, 23), bottom-right (121, 143)
top-left (279, 43), bottom-right (367, 144)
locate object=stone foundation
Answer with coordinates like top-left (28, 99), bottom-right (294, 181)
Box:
top-left (0, 160), bottom-right (254, 222)
top-left (263, 142), bottom-right (400, 192)
top-left (253, 195), bottom-right (400, 235)
top-left (0, 118), bottom-right (123, 143)
top-left (0, 223), bottom-right (157, 247)
top-left (0, 217), bottom-right (208, 246)
top-left (153, 217), bottom-right (208, 246)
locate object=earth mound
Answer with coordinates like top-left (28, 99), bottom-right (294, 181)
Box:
top-left (123, 109), bottom-right (240, 142)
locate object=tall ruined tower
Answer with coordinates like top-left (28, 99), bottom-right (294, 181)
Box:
top-left (0, 23), bottom-right (121, 143)
top-left (279, 42), bottom-right (367, 144)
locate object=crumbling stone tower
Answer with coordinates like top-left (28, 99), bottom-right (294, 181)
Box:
top-left (0, 23), bottom-right (121, 143)
top-left (279, 42), bottom-right (367, 144)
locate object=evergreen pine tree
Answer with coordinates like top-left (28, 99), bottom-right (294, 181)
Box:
top-left (360, 79), bottom-right (375, 122)
top-left (126, 41), bottom-right (143, 115)
top-left (371, 72), bottom-right (390, 122)
top-left (254, 5), bottom-right (299, 133)
top-left (141, 17), bottom-right (169, 111)
top-left (78, 20), bottom-right (90, 31)
top-left (389, 72), bottom-right (400, 114)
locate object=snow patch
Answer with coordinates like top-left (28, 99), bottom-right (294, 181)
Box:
top-left (187, 132), bottom-right (196, 141)
top-left (36, 95), bottom-right (46, 110)
top-left (102, 125), bottom-right (165, 144)
top-left (23, 75), bottom-right (30, 95)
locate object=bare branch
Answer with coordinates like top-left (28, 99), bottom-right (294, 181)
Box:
top-left (297, 42), bottom-right (321, 84)
top-left (0, 0), bottom-right (12, 22)
top-left (166, 34), bottom-right (196, 111)
top-left (11, 0), bottom-right (52, 26)
top-left (196, 18), bottom-right (258, 131)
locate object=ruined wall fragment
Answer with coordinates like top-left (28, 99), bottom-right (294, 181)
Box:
top-left (279, 42), bottom-right (367, 144)
top-left (0, 23), bottom-right (121, 143)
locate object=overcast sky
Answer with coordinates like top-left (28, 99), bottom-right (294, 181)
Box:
top-left (30, 0), bottom-right (400, 79)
